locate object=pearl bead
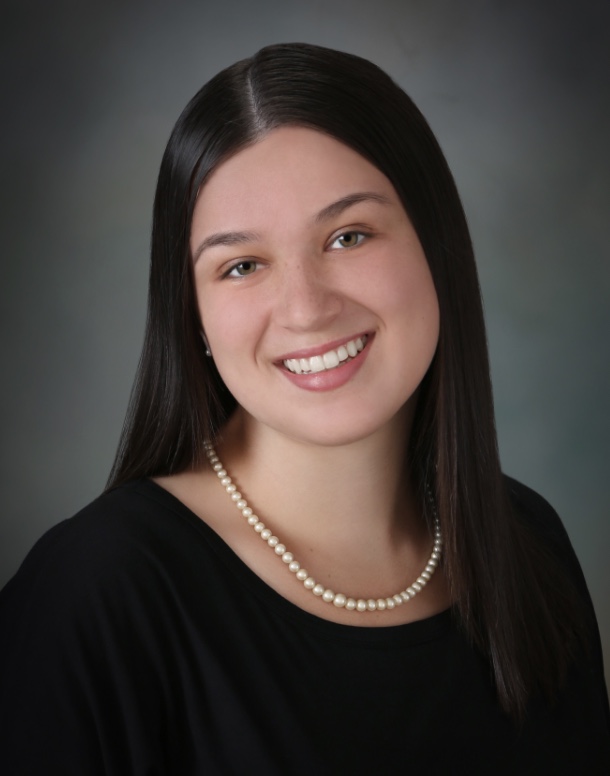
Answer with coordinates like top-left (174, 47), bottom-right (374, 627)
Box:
top-left (205, 442), bottom-right (442, 615)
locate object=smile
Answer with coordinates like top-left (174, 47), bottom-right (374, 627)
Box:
top-left (283, 335), bottom-right (368, 375)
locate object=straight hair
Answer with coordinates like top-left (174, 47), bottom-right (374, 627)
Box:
top-left (107, 42), bottom-right (585, 719)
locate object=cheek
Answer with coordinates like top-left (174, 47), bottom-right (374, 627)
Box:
top-left (401, 264), bottom-right (439, 333)
top-left (197, 288), bottom-right (266, 362)
top-left (363, 249), bottom-right (439, 333)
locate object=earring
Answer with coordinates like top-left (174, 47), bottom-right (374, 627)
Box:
top-left (201, 331), bottom-right (212, 357)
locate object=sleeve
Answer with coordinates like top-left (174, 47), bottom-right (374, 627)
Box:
top-left (0, 513), bottom-right (169, 776)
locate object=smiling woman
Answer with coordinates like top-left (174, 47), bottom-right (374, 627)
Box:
top-left (190, 127), bottom-right (439, 444)
top-left (0, 42), bottom-right (608, 775)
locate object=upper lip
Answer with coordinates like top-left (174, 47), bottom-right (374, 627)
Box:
top-left (275, 331), bottom-right (372, 363)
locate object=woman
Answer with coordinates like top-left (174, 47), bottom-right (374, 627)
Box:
top-left (1, 43), bottom-right (608, 774)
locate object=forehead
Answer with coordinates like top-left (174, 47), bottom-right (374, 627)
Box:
top-left (191, 127), bottom-right (398, 234)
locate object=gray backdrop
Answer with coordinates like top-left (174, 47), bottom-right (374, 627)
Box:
top-left (2, 0), bottom-right (609, 677)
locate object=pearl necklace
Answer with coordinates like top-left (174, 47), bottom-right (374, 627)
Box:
top-left (204, 442), bottom-right (442, 613)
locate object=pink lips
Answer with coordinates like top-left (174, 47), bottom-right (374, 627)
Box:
top-left (277, 332), bottom-right (373, 392)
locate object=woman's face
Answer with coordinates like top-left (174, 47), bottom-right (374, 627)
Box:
top-left (191, 127), bottom-right (439, 448)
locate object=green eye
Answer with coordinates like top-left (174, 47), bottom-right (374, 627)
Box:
top-left (229, 260), bottom-right (257, 277)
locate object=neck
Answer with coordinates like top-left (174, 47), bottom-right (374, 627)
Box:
top-left (215, 407), bottom-right (423, 558)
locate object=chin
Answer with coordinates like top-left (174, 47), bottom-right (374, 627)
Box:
top-left (265, 404), bottom-right (411, 449)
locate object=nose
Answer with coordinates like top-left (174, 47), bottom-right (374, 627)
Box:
top-left (274, 257), bottom-right (343, 332)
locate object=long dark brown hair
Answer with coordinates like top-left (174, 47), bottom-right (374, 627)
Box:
top-left (108, 42), bottom-right (585, 719)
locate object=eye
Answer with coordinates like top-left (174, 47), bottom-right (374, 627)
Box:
top-left (330, 231), bottom-right (366, 249)
top-left (226, 260), bottom-right (259, 278)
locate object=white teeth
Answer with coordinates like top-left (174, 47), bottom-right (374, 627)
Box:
top-left (322, 350), bottom-right (340, 369)
top-left (283, 335), bottom-right (368, 375)
top-left (309, 355), bottom-right (325, 373)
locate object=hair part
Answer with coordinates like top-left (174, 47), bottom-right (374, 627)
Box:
top-left (107, 42), bottom-right (586, 719)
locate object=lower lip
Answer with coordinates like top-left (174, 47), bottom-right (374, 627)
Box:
top-left (278, 337), bottom-right (372, 392)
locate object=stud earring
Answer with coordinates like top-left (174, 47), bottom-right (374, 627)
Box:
top-left (201, 332), bottom-right (212, 357)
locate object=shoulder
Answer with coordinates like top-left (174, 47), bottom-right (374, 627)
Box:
top-left (504, 475), bottom-right (563, 531)
top-left (504, 474), bottom-right (562, 531)
top-left (0, 480), bottom-right (209, 769)
top-left (504, 476), bottom-right (610, 707)
top-left (0, 480), bottom-right (227, 704)
top-left (0, 480), bottom-right (208, 618)
top-left (30, 478), bottom-right (198, 551)
top-left (502, 478), bottom-right (607, 687)
top-left (503, 474), bottom-right (584, 579)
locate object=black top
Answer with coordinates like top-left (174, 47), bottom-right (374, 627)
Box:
top-left (0, 477), bottom-right (609, 775)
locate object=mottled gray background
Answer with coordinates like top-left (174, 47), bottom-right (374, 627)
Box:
top-left (1, 0), bottom-right (609, 676)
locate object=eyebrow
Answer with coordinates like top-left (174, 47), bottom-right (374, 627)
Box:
top-left (314, 191), bottom-right (392, 223)
top-left (192, 230), bottom-right (261, 264)
top-left (192, 191), bottom-right (391, 263)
